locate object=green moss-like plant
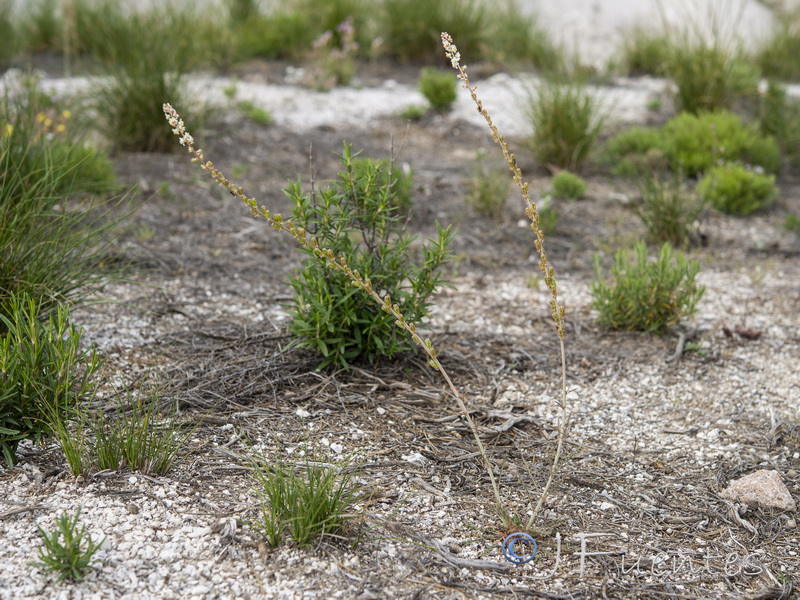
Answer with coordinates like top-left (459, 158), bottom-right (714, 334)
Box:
top-left (663, 41), bottom-right (758, 114)
top-left (605, 111), bottom-right (781, 177)
top-left (696, 163), bottom-right (778, 216)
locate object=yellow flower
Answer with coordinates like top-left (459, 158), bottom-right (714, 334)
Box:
top-left (2, 123), bottom-right (12, 136)
top-left (62, 110), bottom-right (71, 119)
top-left (56, 123), bottom-right (66, 133)
top-left (44, 118), bottom-right (53, 127)
top-left (37, 112), bottom-right (46, 123)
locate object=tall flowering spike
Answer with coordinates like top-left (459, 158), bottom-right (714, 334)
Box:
top-left (440, 32), bottom-right (566, 340)
top-left (441, 32), bottom-right (462, 70)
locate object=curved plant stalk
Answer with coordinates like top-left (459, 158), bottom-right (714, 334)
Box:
top-left (162, 104), bottom-right (508, 521)
top-left (440, 33), bottom-right (569, 529)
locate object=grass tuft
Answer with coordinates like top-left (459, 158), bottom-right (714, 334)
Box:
top-left (247, 446), bottom-right (361, 547)
top-left (636, 174), bottom-right (706, 248)
top-left (527, 79), bottom-right (605, 171)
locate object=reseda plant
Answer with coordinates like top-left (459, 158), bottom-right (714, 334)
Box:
top-left (165, 31), bottom-right (569, 528)
top-left (164, 103), bottom-right (506, 521)
top-left (441, 32), bottom-right (569, 528)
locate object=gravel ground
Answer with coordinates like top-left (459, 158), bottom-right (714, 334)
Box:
top-left (2, 2), bottom-right (800, 599)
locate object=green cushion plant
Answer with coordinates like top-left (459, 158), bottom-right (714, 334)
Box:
top-left (696, 163), bottom-right (778, 216)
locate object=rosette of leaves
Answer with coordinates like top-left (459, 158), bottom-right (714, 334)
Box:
top-left (285, 144), bottom-right (453, 368)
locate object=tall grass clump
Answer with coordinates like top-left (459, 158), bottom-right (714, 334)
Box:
top-left (663, 38), bottom-right (758, 114)
top-left (247, 447), bottom-right (361, 548)
top-left (0, 294), bottom-right (101, 467)
top-left (527, 79), bottom-right (605, 171)
top-left (83, 1), bottom-right (218, 152)
top-left (0, 2), bottom-right (20, 66)
top-left (759, 81), bottom-right (800, 172)
top-left (617, 26), bottom-right (670, 76)
top-left (380, 0), bottom-right (486, 63)
top-left (286, 144), bottom-right (453, 369)
top-left (164, 30), bottom-right (569, 528)
top-left (87, 387), bottom-right (191, 476)
top-left (591, 242), bottom-right (704, 333)
top-left (755, 22), bottom-right (800, 83)
top-left (467, 153), bottom-right (510, 219)
top-left (0, 78), bottom-right (125, 322)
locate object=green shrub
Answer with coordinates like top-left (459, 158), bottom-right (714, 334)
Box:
top-left (468, 165), bottom-right (509, 219)
top-left (352, 156), bottom-right (414, 214)
top-left (663, 40), bottom-right (758, 113)
top-left (0, 293), bottom-right (102, 467)
top-left (661, 110), bottom-right (780, 176)
top-left (33, 509), bottom-right (104, 583)
top-left (785, 213), bottom-right (800, 233)
top-left (286, 144), bottom-right (453, 368)
top-left (601, 126), bottom-right (668, 177)
top-left (550, 171), bottom-right (587, 200)
top-left (591, 242), bottom-right (705, 333)
top-left (604, 111), bottom-right (781, 177)
top-left (247, 447), bottom-right (361, 548)
top-left (696, 163), bottom-right (778, 216)
top-left (419, 68), bottom-right (457, 111)
top-left (636, 174), bottom-right (706, 248)
top-left (528, 80), bottom-right (604, 171)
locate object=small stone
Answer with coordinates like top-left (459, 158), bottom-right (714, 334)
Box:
top-left (126, 503), bottom-right (140, 515)
top-left (720, 469), bottom-right (797, 512)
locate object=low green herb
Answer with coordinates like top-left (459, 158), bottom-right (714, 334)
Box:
top-left (591, 241), bottom-right (705, 333)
